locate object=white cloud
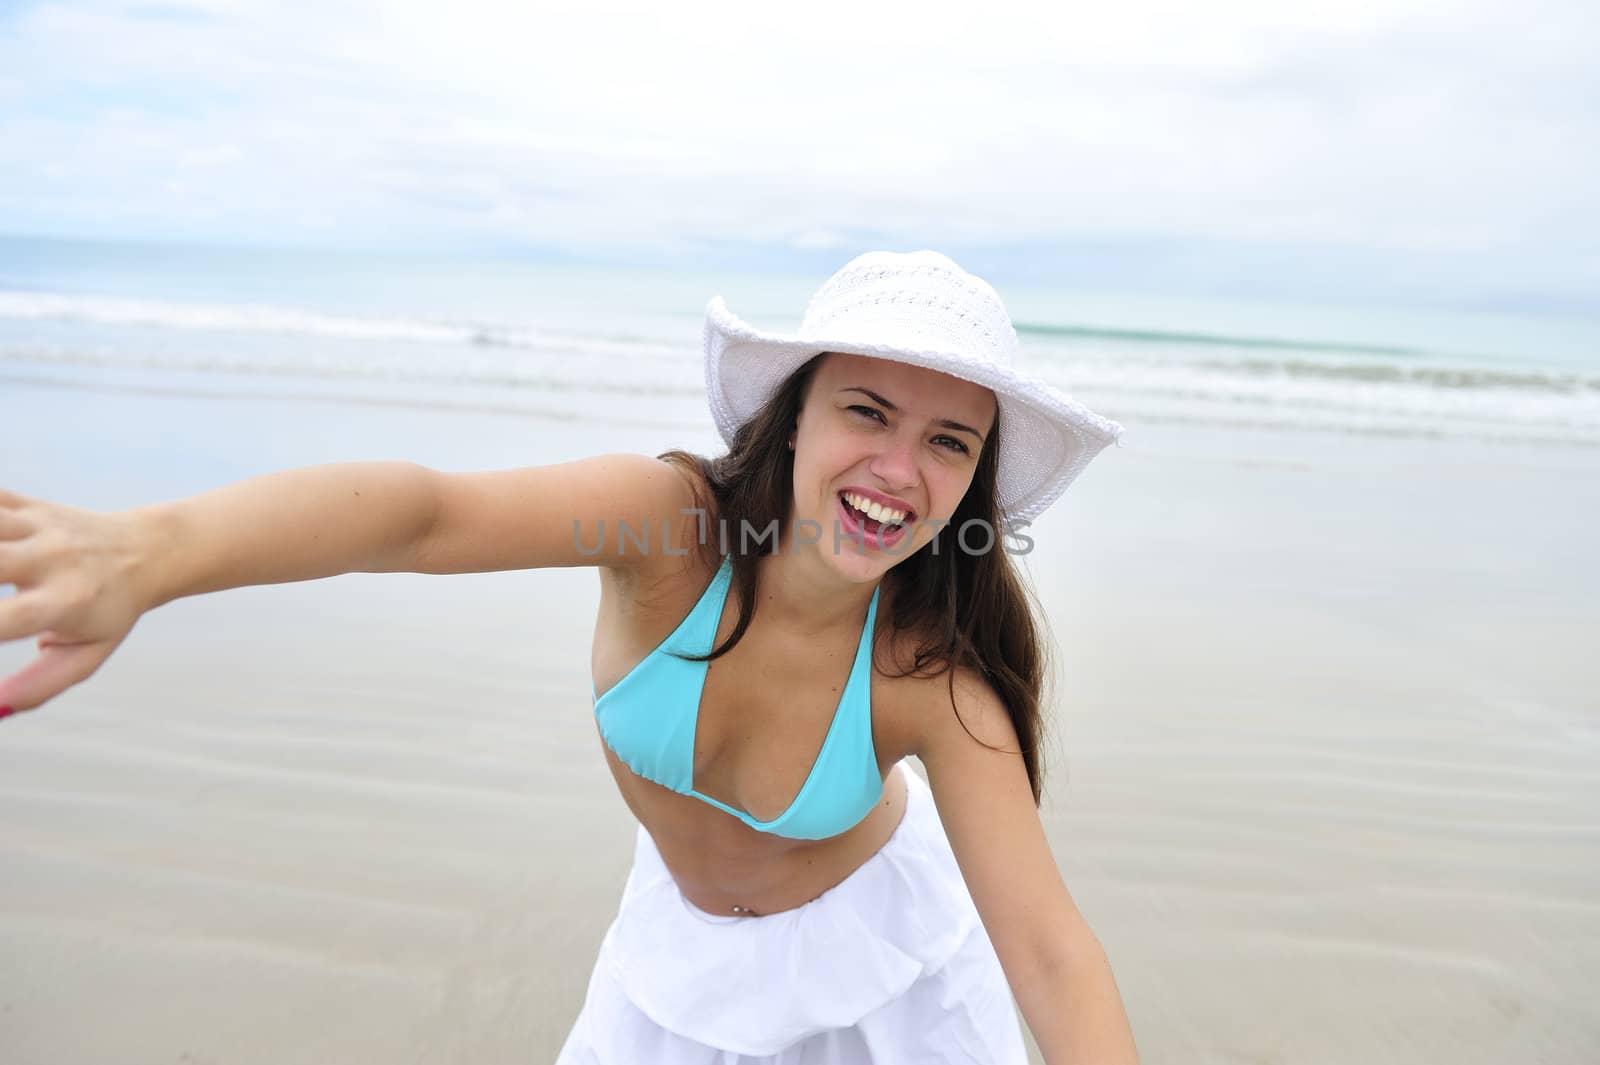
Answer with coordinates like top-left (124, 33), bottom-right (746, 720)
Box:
top-left (1, 0), bottom-right (1596, 300)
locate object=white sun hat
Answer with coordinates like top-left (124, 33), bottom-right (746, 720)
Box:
top-left (703, 250), bottom-right (1125, 530)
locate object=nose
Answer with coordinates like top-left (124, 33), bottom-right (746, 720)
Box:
top-left (867, 427), bottom-right (919, 491)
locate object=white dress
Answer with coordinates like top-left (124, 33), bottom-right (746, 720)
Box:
top-left (556, 761), bottom-right (1030, 1063)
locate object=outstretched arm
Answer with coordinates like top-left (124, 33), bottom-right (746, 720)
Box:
top-left (135, 460), bottom-right (438, 608)
top-left (916, 667), bottom-right (1141, 1065)
top-left (0, 453), bottom-right (697, 715)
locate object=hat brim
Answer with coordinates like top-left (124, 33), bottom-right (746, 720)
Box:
top-left (703, 297), bottom-right (1123, 528)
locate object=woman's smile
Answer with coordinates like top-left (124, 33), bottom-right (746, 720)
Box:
top-left (834, 489), bottom-right (911, 550)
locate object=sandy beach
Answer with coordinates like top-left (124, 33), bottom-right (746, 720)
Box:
top-left (2, 370), bottom-right (1596, 1064)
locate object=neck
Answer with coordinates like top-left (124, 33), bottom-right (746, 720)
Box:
top-left (752, 534), bottom-right (883, 637)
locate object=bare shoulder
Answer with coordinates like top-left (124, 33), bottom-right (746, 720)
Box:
top-left (907, 662), bottom-right (1020, 764)
top-left (598, 452), bottom-right (722, 594)
top-left (871, 618), bottom-right (1018, 768)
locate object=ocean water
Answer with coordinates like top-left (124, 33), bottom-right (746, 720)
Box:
top-left (2, 234), bottom-right (1597, 450)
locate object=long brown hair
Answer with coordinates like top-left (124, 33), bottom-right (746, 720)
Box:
top-left (658, 353), bottom-right (1057, 805)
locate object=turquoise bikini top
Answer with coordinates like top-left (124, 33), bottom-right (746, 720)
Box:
top-left (591, 554), bottom-right (884, 840)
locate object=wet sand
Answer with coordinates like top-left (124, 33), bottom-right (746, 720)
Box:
top-left (2, 373), bottom-right (1596, 1063)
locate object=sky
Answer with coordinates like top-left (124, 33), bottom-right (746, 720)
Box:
top-left (1, 0), bottom-right (1596, 311)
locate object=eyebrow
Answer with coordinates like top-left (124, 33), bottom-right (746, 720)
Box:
top-left (839, 386), bottom-right (988, 443)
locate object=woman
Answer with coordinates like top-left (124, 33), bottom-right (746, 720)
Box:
top-left (0, 251), bottom-right (1139, 1063)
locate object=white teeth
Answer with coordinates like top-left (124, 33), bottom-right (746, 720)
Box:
top-left (844, 492), bottom-right (907, 524)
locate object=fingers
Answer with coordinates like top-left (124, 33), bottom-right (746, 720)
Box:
top-left (0, 541), bottom-right (38, 593)
top-left (0, 638), bottom-right (113, 715)
top-left (0, 487), bottom-right (38, 537)
top-left (0, 590), bottom-right (54, 644)
top-left (0, 493), bottom-right (143, 721)
top-left (0, 500), bottom-right (37, 545)
top-left (0, 502), bottom-right (42, 584)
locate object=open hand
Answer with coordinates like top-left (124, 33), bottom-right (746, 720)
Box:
top-left (0, 487), bottom-right (155, 719)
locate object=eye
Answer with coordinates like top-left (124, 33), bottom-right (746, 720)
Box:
top-left (851, 406), bottom-right (969, 454)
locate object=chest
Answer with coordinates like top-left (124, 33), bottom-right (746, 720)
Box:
top-left (691, 623), bottom-right (869, 819)
top-left (590, 564), bottom-right (915, 826)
